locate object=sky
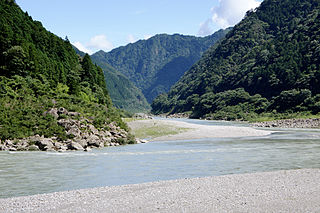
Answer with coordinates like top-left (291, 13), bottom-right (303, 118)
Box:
top-left (16, 0), bottom-right (262, 54)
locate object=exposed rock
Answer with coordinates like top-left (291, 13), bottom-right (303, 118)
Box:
top-left (57, 107), bottom-right (68, 115)
top-left (136, 139), bottom-right (149, 144)
top-left (68, 142), bottom-right (84, 151)
top-left (66, 126), bottom-right (81, 138)
top-left (88, 124), bottom-right (99, 135)
top-left (84, 147), bottom-right (92, 152)
top-left (28, 145), bottom-right (40, 151)
top-left (133, 113), bottom-right (153, 119)
top-left (68, 112), bottom-right (81, 117)
top-left (87, 135), bottom-right (103, 147)
top-left (0, 107), bottom-right (134, 152)
top-left (166, 113), bottom-right (190, 119)
top-left (253, 118), bottom-right (320, 129)
top-left (74, 139), bottom-right (88, 148)
top-left (35, 138), bottom-right (54, 151)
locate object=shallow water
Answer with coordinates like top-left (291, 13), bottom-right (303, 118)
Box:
top-left (1, 119), bottom-right (320, 198)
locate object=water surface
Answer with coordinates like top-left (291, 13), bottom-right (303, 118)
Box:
top-left (1, 119), bottom-right (319, 198)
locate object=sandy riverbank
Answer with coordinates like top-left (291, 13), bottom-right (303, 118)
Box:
top-left (128, 119), bottom-right (274, 141)
top-left (0, 169), bottom-right (319, 212)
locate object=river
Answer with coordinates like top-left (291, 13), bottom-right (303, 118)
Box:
top-left (1, 119), bottom-right (320, 198)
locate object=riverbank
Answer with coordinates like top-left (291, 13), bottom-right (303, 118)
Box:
top-left (1, 169), bottom-right (319, 212)
top-left (252, 118), bottom-right (320, 129)
top-left (128, 119), bottom-right (273, 141)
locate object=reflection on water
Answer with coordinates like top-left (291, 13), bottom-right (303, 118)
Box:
top-left (0, 119), bottom-right (320, 198)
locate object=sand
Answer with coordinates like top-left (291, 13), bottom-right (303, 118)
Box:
top-left (0, 169), bottom-right (319, 212)
top-left (128, 119), bottom-right (274, 141)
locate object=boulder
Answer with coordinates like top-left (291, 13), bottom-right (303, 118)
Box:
top-left (68, 142), bottom-right (84, 151)
top-left (84, 147), bottom-right (92, 152)
top-left (88, 124), bottom-right (99, 135)
top-left (74, 139), bottom-right (88, 148)
top-left (66, 125), bottom-right (81, 138)
top-left (35, 138), bottom-right (54, 151)
top-left (57, 107), bottom-right (68, 115)
top-left (68, 112), bottom-right (81, 117)
top-left (87, 135), bottom-right (101, 147)
top-left (28, 145), bottom-right (40, 151)
top-left (9, 147), bottom-right (17, 151)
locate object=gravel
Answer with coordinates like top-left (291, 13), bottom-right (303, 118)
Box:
top-left (129, 119), bottom-right (273, 141)
top-left (0, 169), bottom-right (319, 212)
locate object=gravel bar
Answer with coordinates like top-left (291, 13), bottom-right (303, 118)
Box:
top-left (0, 169), bottom-right (319, 212)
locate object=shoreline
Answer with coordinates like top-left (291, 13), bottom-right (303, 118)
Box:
top-left (128, 119), bottom-right (274, 141)
top-left (1, 169), bottom-right (319, 212)
top-left (252, 118), bottom-right (320, 129)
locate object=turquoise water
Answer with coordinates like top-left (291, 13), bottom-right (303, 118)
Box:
top-left (1, 119), bottom-right (320, 198)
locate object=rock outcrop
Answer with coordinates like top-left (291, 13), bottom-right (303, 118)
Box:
top-left (0, 107), bottom-right (135, 152)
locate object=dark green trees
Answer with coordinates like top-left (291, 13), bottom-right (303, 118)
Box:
top-left (152, 0), bottom-right (320, 120)
top-left (0, 0), bottom-right (125, 140)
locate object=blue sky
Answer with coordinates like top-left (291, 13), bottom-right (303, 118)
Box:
top-left (16, 0), bottom-right (262, 54)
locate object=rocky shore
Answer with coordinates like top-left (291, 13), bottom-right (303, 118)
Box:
top-left (1, 169), bottom-right (319, 212)
top-left (253, 118), bottom-right (320, 129)
top-left (0, 107), bottom-right (134, 152)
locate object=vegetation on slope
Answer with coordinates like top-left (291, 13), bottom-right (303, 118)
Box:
top-left (91, 29), bottom-right (231, 103)
top-left (92, 58), bottom-right (150, 113)
top-left (0, 0), bottom-right (128, 140)
top-left (152, 0), bottom-right (320, 121)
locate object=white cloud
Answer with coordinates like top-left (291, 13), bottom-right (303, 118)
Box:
top-left (127, 34), bottom-right (137, 43)
top-left (72, 41), bottom-right (93, 54)
top-left (198, 0), bottom-right (261, 36)
top-left (72, 35), bottom-right (114, 54)
top-left (198, 19), bottom-right (213, 36)
top-left (212, 0), bottom-right (261, 28)
top-left (87, 35), bottom-right (114, 52)
top-left (144, 34), bottom-right (152, 40)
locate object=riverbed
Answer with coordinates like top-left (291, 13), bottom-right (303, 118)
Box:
top-left (1, 119), bottom-right (320, 198)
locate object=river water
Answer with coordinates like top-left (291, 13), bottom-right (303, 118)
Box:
top-left (1, 119), bottom-right (320, 198)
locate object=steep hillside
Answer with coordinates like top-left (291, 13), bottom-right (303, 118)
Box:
top-left (91, 29), bottom-right (231, 103)
top-left (96, 62), bottom-right (150, 113)
top-left (73, 46), bottom-right (150, 112)
top-left (152, 0), bottom-right (320, 120)
top-left (0, 0), bottom-right (134, 148)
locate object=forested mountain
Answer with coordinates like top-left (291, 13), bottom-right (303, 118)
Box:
top-left (0, 0), bottom-right (129, 142)
top-left (73, 46), bottom-right (150, 112)
top-left (91, 29), bottom-right (231, 103)
top-left (152, 0), bottom-right (320, 120)
top-left (94, 61), bottom-right (150, 112)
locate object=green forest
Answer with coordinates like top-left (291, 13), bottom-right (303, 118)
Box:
top-left (0, 0), bottom-right (128, 141)
top-left (91, 29), bottom-right (231, 103)
top-left (74, 46), bottom-right (150, 113)
top-left (152, 0), bottom-right (320, 121)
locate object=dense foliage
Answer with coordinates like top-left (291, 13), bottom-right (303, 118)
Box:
top-left (73, 45), bottom-right (150, 113)
top-left (152, 0), bottom-right (320, 120)
top-left (91, 29), bottom-right (231, 103)
top-left (0, 0), bottom-right (127, 140)
top-left (96, 61), bottom-right (150, 113)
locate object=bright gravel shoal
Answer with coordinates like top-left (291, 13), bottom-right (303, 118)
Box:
top-left (0, 169), bottom-right (319, 213)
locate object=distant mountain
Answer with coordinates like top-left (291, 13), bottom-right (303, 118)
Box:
top-left (95, 62), bottom-right (150, 113)
top-left (152, 0), bottom-right (320, 120)
top-left (73, 46), bottom-right (150, 112)
top-left (91, 29), bottom-right (231, 103)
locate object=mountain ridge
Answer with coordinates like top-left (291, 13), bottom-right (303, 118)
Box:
top-left (91, 29), bottom-right (231, 103)
top-left (152, 0), bottom-right (320, 120)
top-left (73, 45), bottom-right (150, 112)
